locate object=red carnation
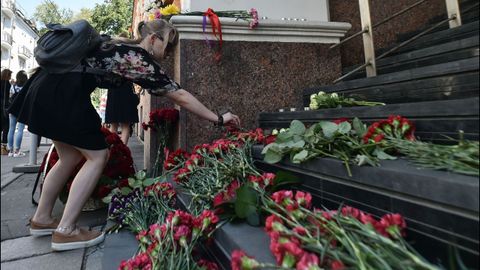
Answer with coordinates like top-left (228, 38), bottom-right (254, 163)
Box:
top-left (231, 250), bottom-right (260, 270)
top-left (333, 118), bottom-right (349, 124)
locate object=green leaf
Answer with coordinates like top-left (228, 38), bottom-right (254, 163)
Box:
top-left (275, 131), bottom-right (293, 143)
top-left (135, 170), bottom-right (146, 180)
top-left (292, 149), bottom-right (309, 163)
top-left (128, 177), bottom-right (136, 187)
top-left (304, 124), bottom-right (318, 144)
top-left (142, 177), bottom-right (155, 187)
top-left (353, 117), bottom-right (367, 137)
top-left (234, 185), bottom-right (258, 219)
top-left (289, 120), bottom-right (306, 135)
top-left (373, 148), bottom-right (397, 160)
top-left (261, 143), bottom-right (276, 154)
top-left (337, 122), bottom-right (352, 134)
top-left (264, 150), bottom-right (283, 164)
top-left (120, 187), bottom-right (132, 196)
top-left (273, 171), bottom-right (301, 189)
top-left (102, 196), bottom-right (112, 204)
top-left (289, 140), bottom-right (306, 150)
top-left (319, 121), bottom-right (338, 138)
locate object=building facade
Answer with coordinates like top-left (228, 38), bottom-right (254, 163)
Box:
top-left (1, 0), bottom-right (39, 74)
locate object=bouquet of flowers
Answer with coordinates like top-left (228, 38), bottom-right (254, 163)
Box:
top-left (231, 189), bottom-right (440, 270)
top-left (41, 128), bottom-right (135, 206)
top-left (108, 177), bottom-right (177, 233)
top-left (119, 210), bottom-right (220, 270)
top-left (145, 0), bottom-right (259, 28)
top-left (145, 0), bottom-right (180, 21)
top-left (163, 128), bottom-right (273, 215)
top-left (142, 108), bottom-right (179, 177)
top-left (309, 91), bottom-right (385, 110)
top-left (262, 118), bottom-right (397, 176)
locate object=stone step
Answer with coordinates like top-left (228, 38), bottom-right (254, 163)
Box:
top-left (306, 71), bottom-right (479, 106)
top-left (342, 36), bottom-right (479, 80)
top-left (101, 226), bottom-right (139, 270)
top-left (252, 145), bottom-right (479, 268)
top-left (261, 97), bottom-right (480, 142)
top-left (385, 20), bottom-right (479, 56)
top-left (174, 189), bottom-right (276, 269)
top-left (304, 57), bottom-right (479, 106)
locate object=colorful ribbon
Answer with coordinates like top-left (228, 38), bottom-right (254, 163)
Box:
top-left (203, 8), bottom-right (223, 61)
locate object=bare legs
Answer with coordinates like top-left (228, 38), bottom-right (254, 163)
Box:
top-left (109, 122), bottom-right (131, 145)
top-left (32, 140), bottom-right (108, 233)
top-left (32, 141), bottom-right (83, 224)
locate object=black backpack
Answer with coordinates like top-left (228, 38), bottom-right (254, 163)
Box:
top-left (34, 20), bottom-right (108, 75)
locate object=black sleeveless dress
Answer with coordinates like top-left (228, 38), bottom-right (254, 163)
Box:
top-left (9, 44), bottom-right (180, 150)
top-left (105, 82), bottom-right (139, 124)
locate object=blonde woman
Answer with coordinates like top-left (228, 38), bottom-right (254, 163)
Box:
top-left (9, 19), bottom-right (241, 251)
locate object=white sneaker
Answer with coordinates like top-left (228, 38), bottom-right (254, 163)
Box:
top-left (8, 152), bottom-right (14, 157)
top-left (13, 151), bottom-right (26, 157)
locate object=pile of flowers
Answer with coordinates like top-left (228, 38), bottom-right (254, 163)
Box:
top-left (363, 115), bottom-right (415, 143)
top-left (309, 91), bottom-right (385, 110)
top-left (142, 108), bottom-right (179, 177)
top-left (40, 128), bottom-right (135, 204)
top-left (262, 117), bottom-right (397, 176)
top-left (166, 138), bottom-right (256, 214)
top-left (145, 0), bottom-right (180, 20)
top-left (231, 189), bottom-right (440, 270)
top-left (119, 210), bottom-right (220, 270)
top-left (163, 128), bottom-right (275, 214)
top-left (108, 178), bottom-right (177, 233)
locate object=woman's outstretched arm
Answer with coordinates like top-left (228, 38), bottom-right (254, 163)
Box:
top-left (165, 89), bottom-right (241, 126)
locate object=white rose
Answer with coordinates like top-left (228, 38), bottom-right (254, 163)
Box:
top-left (330, 93), bottom-right (339, 98)
top-left (318, 91), bottom-right (326, 96)
top-left (272, 129), bottom-right (279, 135)
top-left (310, 94), bottom-right (317, 101)
top-left (309, 101), bottom-right (319, 110)
top-left (279, 128), bottom-right (287, 133)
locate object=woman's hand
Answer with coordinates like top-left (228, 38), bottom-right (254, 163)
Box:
top-left (222, 112), bottom-right (241, 127)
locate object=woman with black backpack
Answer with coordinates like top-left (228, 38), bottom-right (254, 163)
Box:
top-left (7, 70), bottom-right (28, 157)
top-left (9, 19), bottom-right (241, 251)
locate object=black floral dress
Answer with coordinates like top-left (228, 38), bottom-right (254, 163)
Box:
top-left (9, 44), bottom-right (180, 150)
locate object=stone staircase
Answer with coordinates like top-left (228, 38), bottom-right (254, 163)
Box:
top-left (200, 5), bottom-right (480, 269)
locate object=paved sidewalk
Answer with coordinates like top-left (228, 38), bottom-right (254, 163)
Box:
top-left (1, 133), bottom-right (144, 270)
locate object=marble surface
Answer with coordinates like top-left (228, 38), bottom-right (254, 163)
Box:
top-left (177, 40), bottom-right (342, 150)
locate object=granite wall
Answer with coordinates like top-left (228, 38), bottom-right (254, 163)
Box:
top-left (177, 40), bottom-right (342, 151)
top-left (330, 0), bottom-right (446, 67)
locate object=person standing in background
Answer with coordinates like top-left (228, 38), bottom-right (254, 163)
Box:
top-left (105, 81), bottom-right (139, 145)
top-left (7, 70), bottom-right (28, 157)
top-left (1, 69), bottom-right (13, 155)
top-left (104, 32), bottom-right (140, 145)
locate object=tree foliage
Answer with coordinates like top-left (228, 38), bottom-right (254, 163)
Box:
top-left (91, 0), bottom-right (133, 35)
top-left (33, 0), bottom-right (73, 35)
top-left (71, 8), bottom-right (93, 24)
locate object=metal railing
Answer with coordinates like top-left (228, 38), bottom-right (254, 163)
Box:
top-left (18, 46), bottom-right (33, 58)
top-left (332, 0), bottom-right (470, 83)
top-left (1, 32), bottom-right (13, 46)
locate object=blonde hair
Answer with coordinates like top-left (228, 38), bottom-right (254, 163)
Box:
top-left (103, 20), bottom-right (178, 52)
